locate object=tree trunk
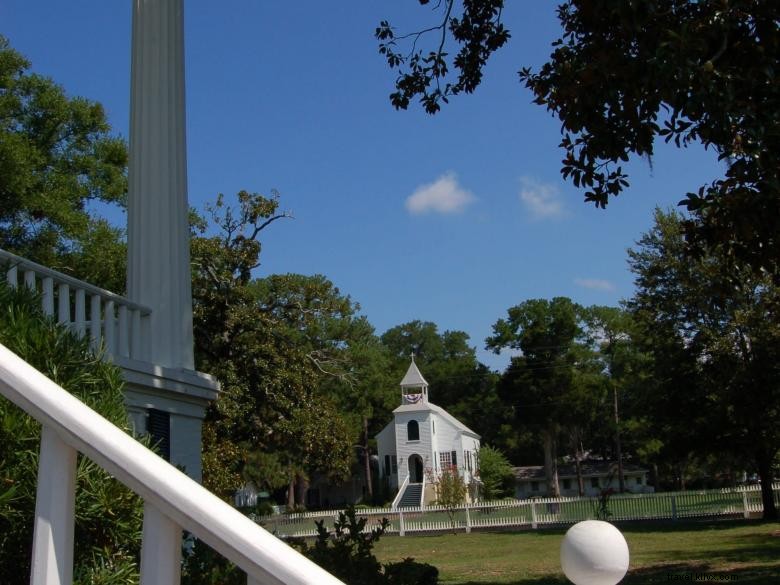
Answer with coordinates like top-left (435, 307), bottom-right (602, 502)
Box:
top-left (757, 451), bottom-right (778, 520)
top-left (543, 428), bottom-right (560, 497)
top-left (287, 474), bottom-right (295, 509)
top-left (295, 474), bottom-right (309, 508)
top-left (363, 416), bottom-right (373, 500)
top-left (575, 446), bottom-right (584, 497)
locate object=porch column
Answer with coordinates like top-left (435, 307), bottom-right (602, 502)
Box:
top-left (127, 0), bottom-right (194, 370)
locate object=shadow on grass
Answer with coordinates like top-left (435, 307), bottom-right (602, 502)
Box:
top-left (453, 563), bottom-right (780, 585)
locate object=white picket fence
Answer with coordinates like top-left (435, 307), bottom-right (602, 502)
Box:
top-left (257, 483), bottom-right (780, 538)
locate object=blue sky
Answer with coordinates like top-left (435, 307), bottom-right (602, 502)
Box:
top-left (3, 1), bottom-right (724, 371)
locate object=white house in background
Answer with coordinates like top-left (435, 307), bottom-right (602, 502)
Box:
top-left (513, 462), bottom-right (655, 499)
top-left (376, 358), bottom-right (480, 508)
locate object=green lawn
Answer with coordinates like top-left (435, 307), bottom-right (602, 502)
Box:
top-left (373, 520), bottom-right (780, 584)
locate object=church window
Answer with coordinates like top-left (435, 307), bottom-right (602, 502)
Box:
top-left (439, 451), bottom-right (452, 470)
top-left (591, 478), bottom-right (600, 488)
top-left (531, 481), bottom-right (539, 492)
top-left (563, 479), bottom-right (571, 490)
top-left (407, 420), bottom-right (419, 441)
top-left (432, 420), bottom-right (435, 434)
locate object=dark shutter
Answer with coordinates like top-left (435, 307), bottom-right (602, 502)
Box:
top-left (385, 455), bottom-right (391, 475)
top-left (451, 450), bottom-right (457, 467)
top-left (147, 409), bottom-right (171, 461)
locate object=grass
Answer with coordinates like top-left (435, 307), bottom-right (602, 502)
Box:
top-left (373, 520), bottom-right (780, 584)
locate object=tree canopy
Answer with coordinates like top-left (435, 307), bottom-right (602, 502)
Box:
top-left (0, 36), bottom-right (128, 291)
top-left (627, 209), bottom-right (780, 519)
top-left (377, 1), bottom-right (780, 275)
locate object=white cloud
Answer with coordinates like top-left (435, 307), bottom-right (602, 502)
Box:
top-left (519, 177), bottom-right (566, 219)
top-left (575, 278), bottom-right (616, 292)
top-left (405, 172), bottom-right (476, 215)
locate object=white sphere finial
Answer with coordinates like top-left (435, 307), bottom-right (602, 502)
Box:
top-left (560, 520), bottom-right (629, 585)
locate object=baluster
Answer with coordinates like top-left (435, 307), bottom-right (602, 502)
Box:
top-left (131, 309), bottom-right (142, 359)
top-left (25, 269), bottom-right (36, 290)
top-left (58, 284), bottom-right (70, 325)
top-left (30, 426), bottom-right (77, 585)
top-left (74, 289), bottom-right (86, 337)
top-left (90, 295), bottom-right (102, 351)
top-left (6, 265), bottom-right (17, 287)
top-left (104, 300), bottom-right (116, 355)
top-left (118, 305), bottom-right (129, 357)
top-left (42, 277), bottom-right (54, 316)
top-left (140, 503), bottom-right (181, 585)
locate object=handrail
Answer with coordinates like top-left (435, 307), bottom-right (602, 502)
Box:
top-left (391, 476), bottom-right (409, 511)
top-left (0, 343), bottom-right (345, 585)
top-left (420, 472), bottom-right (426, 508)
top-left (0, 249), bottom-right (151, 313)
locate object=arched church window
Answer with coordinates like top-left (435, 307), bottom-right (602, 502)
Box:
top-left (407, 420), bottom-right (419, 441)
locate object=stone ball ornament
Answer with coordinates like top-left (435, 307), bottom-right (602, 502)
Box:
top-left (560, 520), bottom-right (630, 585)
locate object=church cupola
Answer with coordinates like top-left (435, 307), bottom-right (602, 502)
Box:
top-left (400, 355), bottom-right (428, 405)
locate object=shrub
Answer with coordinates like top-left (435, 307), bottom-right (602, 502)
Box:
top-left (0, 282), bottom-right (143, 584)
top-left (384, 558), bottom-right (439, 585)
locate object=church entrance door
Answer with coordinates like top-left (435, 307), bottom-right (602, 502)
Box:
top-left (408, 454), bottom-right (424, 483)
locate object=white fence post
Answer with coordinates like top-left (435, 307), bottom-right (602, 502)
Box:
top-left (530, 500), bottom-right (538, 529)
top-left (140, 503), bottom-right (182, 585)
top-left (671, 495), bottom-right (678, 520)
top-left (742, 490), bottom-right (750, 518)
top-left (399, 510), bottom-right (405, 537)
top-left (30, 426), bottom-right (77, 585)
top-left (465, 505), bottom-right (471, 534)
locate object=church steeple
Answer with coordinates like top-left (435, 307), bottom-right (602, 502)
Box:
top-left (400, 354), bottom-right (428, 405)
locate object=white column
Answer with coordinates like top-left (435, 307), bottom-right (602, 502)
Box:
top-left (127, 0), bottom-right (194, 369)
top-left (30, 426), bottom-right (77, 585)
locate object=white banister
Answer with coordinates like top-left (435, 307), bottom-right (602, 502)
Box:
top-left (90, 294), bottom-right (101, 350)
top-left (104, 300), bottom-right (115, 354)
top-left (42, 277), bottom-right (54, 315)
top-left (30, 426), bottom-right (77, 585)
top-left (0, 343), bottom-right (345, 585)
top-left (118, 304), bottom-right (129, 357)
top-left (74, 289), bottom-right (86, 337)
top-left (58, 283), bottom-right (70, 324)
top-left (1, 249), bottom-right (152, 359)
top-left (140, 503), bottom-right (182, 585)
top-left (131, 308), bottom-right (142, 359)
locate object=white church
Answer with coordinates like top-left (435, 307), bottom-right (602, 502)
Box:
top-left (376, 358), bottom-right (481, 508)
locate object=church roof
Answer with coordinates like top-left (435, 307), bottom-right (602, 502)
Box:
top-left (400, 358), bottom-right (428, 387)
top-left (393, 401), bottom-right (480, 439)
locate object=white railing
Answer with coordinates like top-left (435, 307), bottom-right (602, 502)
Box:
top-left (0, 343), bottom-right (345, 585)
top-left (390, 476), bottom-right (409, 511)
top-left (260, 484), bottom-right (780, 539)
top-left (1, 249), bottom-right (151, 361)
